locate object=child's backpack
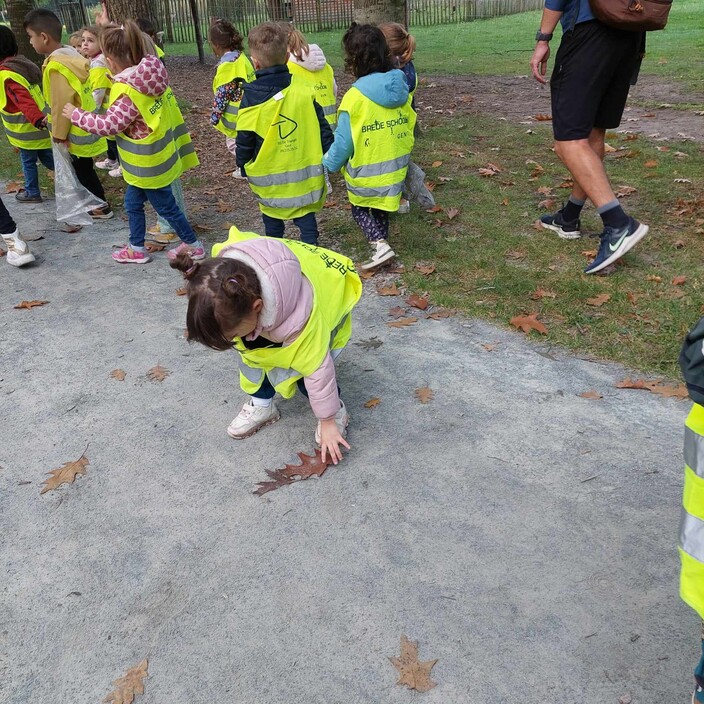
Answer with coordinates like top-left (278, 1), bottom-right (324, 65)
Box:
top-left (589, 0), bottom-right (673, 32)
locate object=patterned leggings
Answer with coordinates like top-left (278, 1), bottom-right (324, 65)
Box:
top-left (351, 205), bottom-right (389, 243)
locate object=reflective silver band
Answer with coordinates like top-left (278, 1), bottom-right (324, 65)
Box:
top-left (69, 131), bottom-right (101, 145)
top-left (346, 154), bottom-right (409, 179)
top-left (322, 104), bottom-right (336, 115)
top-left (120, 142), bottom-right (195, 179)
top-left (4, 127), bottom-right (50, 141)
top-left (2, 113), bottom-right (30, 124)
top-left (248, 164), bottom-right (323, 188)
top-left (116, 123), bottom-right (189, 157)
top-left (346, 181), bottom-right (404, 199)
top-left (685, 426), bottom-right (704, 477)
top-left (239, 360), bottom-right (264, 385)
top-left (255, 188), bottom-right (324, 210)
top-left (681, 509), bottom-right (704, 563)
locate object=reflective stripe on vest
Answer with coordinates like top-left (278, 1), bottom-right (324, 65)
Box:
top-left (220, 103), bottom-right (239, 131)
top-left (43, 59), bottom-right (106, 157)
top-left (236, 79), bottom-right (325, 220)
top-left (680, 402), bottom-right (704, 620)
top-left (212, 54), bottom-right (255, 138)
top-left (322, 104), bottom-right (336, 116)
top-left (338, 84), bottom-right (415, 211)
top-left (0, 70), bottom-right (52, 150)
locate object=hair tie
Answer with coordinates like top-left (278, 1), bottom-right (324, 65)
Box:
top-left (185, 264), bottom-right (197, 276)
top-left (227, 277), bottom-right (239, 288)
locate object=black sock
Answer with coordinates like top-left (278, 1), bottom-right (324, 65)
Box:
top-left (598, 200), bottom-right (629, 230)
top-left (562, 197), bottom-right (585, 222)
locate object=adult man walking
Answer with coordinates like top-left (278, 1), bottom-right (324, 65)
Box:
top-left (529, 0), bottom-right (648, 274)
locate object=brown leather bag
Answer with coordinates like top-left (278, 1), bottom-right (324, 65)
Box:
top-left (589, 0), bottom-right (673, 31)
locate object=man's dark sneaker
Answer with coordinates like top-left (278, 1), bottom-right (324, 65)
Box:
top-left (584, 218), bottom-right (649, 275)
top-left (540, 206), bottom-right (581, 239)
top-left (15, 190), bottom-right (42, 203)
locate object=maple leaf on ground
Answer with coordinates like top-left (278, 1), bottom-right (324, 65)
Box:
top-left (531, 288), bottom-right (557, 300)
top-left (110, 369), bottom-right (126, 381)
top-left (510, 313), bottom-right (548, 335)
top-left (386, 317), bottom-right (418, 328)
top-left (40, 450), bottom-right (89, 495)
top-left (14, 300), bottom-right (49, 309)
top-left (175, 287), bottom-right (188, 296)
top-left (388, 635), bottom-right (438, 693)
top-left (415, 263), bottom-right (436, 275)
top-left (406, 294), bottom-right (429, 310)
top-left (147, 365), bottom-right (170, 382)
top-left (364, 397), bottom-right (381, 409)
top-left (377, 284), bottom-right (399, 296)
top-left (388, 305), bottom-right (407, 318)
top-left (415, 386), bottom-right (434, 404)
top-left (425, 309), bottom-right (454, 320)
top-left (672, 275), bottom-right (687, 286)
top-left (615, 378), bottom-right (688, 400)
top-left (478, 164), bottom-right (501, 177)
top-left (586, 293), bottom-right (611, 307)
top-left (579, 390), bottom-right (603, 400)
top-left (536, 185), bottom-right (553, 196)
top-left (103, 659), bottom-right (148, 704)
top-left (446, 208), bottom-right (460, 220)
top-left (254, 449), bottom-right (332, 496)
top-left (4, 180), bottom-right (22, 193)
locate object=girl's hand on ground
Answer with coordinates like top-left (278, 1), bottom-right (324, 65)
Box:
top-left (319, 419), bottom-right (350, 465)
top-left (61, 103), bottom-right (74, 120)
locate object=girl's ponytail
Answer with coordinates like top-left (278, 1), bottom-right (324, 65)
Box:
top-left (209, 18), bottom-right (244, 52)
top-left (100, 19), bottom-right (147, 68)
top-left (379, 22), bottom-right (415, 66)
top-left (287, 27), bottom-right (309, 62)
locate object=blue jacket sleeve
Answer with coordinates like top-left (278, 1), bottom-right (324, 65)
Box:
top-left (321, 111), bottom-right (353, 173)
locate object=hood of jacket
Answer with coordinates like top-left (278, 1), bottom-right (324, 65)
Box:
top-left (352, 69), bottom-right (409, 108)
top-left (1, 55), bottom-right (42, 85)
top-left (113, 54), bottom-right (169, 97)
top-left (44, 46), bottom-right (89, 82)
top-left (241, 65), bottom-right (292, 108)
top-left (289, 43), bottom-right (327, 72)
top-left (218, 236), bottom-right (313, 344)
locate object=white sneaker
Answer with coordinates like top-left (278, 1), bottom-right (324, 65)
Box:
top-left (397, 199), bottom-right (410, 214)
top-left (96, 158), bottom-right (119, 170)
top-left (108, 165), bottom-right (122, 178)
top-left (2, 230), bottom-right (35, 267)
top-left (315, 401), bottom-right (350, 445)
top-left (227, 400), bottom-right (280, 439)
top-left (231, 167), bottom-right (245, 179)
top-left (361, 239), bottom-right (396, 271)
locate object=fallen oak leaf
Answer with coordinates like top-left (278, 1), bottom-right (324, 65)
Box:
top-left (510, 313), bottom-right (548, 335)
top-left (579, 390), bottom-right (603, 400)
top-left (586, 293), bottom-right (611, 307)
top-left (40, 449), bottom-right (89, 495)
top-left (672, 275), bottom-right (687, 286)
top-left (650, 383), bottom-right (688, 400)
top-left (386, 317), bottom-right (418, 328)
top-left (377, 284), bottom-right (400, 296)
top-left (415, 386), bottom-right (434, 404)
top-left (110, 369), bottom-right (126, 381)
top-left (406, 294), bottom-right (429, 310)
top-left (253, 449), bottom-right (332, 496)
top-left (14, 299), bottom-right (49, 309)
top-left (364, 397), bottom-right (381, 408)
top-left (414, 263), bottom-right (436, 275)
top-left (147, 365), bottom-right (170, 382)
top-left (388, 634), bottom-right (438, 693)
top-left (388, 305), bottom-right (407, 318)
top-left (103, 659), bottom-right (148, 704)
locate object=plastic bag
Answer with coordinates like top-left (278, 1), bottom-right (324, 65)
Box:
top-left (52, 142), bottom-right (106, 225)
top-left (404, 160), bottom-right (436, 209)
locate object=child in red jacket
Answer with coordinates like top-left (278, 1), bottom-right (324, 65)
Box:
top-left (0, 26), bottom-right (54, 203)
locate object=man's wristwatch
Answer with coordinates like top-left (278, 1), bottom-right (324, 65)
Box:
top-left (535, 30), bottom-right (553, 42)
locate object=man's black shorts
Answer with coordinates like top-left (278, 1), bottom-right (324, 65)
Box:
top-left (550, 20), bottom-right (642, 141)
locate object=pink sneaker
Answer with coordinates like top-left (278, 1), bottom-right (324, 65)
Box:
top-left (166, 242), bottom-right (206, 261)
top-left (112, 245), bottom-right (152, 264)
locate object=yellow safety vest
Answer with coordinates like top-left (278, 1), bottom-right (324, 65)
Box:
top-left (43, 59), bottom-right (106, 157)
top-left (0, 70), bottom-right (51, 150)
top-left (88, 63), bottom-right (112, 112)
top-left (287, 61), bottom-right (336, 127)
top-left (680, 402), bottom-right (704, 619)
top-left (108, 83), bottom-right (199, 189)
top-left (237, 78), bottom-right (325, 220)
top-left (212, 54), bottom-right (256, 137)
top-left (155, 45), bottom-right (165, 60)
top-left (212, 226), bottom-right (362, 398)
top-left (338, 86), bottom-right (416, 211)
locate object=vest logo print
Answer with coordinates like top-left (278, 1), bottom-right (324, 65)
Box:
top-left (274, 113), bottom-right (297, 139)
top-left (361, 111), bottom-right (410, 136)
top-left (149, 97), bottom-right (163, 115)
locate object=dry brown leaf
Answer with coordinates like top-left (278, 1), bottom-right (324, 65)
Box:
top-left (415, 386), bottom-right (434, 404)
top-left (425, 181), bottom-right (436, 192)
top-left (532, 220), bottom-right (544, 231)
top-left (558, 179), bottom-right (574, 189)
top-left (425, 205), bottom-right (443, 213)
top-left (615, 377), bottom-right (649, 390)
top-left (364, 397), bottom-right (381, 409)
top-left (175, 287), bottom-right (188, 296)
top-left (506, 250), bottom-right (525, 260)
top-left (388, 634), bottom-right (438, 693)
top-left (673, 239), bottom-right (686, 249)
top-left (627, 292), bottom-right (638, 305)
top-left (103, 659), bottom-right (148, 704)
top-left (644, 160), bottom-right (658, 168)
top-left (531, 288), bottom-right (557, 300)
top-left (216, 199), bottom-right (231, 213)
top-left (147, 365), bottom-right (170, 382)
top-left (579, 391), bottom-right (603, 400)
top-left (40, 451), bottom-right (89, 495)
top-left (386, 317), bottom-right (418, 328)
top-left (672, 275), bottom-right (687, 286)
top-left (425, 309), bottom-right (454, 320)
top-left (388, 305), bottom-right (407, 318)
top-left (254, 449), bottom-right (332, 495)
top-left (446, 208), bottom-right (460, 220)
top-left (415, 263), bottom-right (436, 275)
top-left (358, 270), bottom-right (374, 280)
top-left (615, 378), bottom-right (688, 400)
top-left (646, 275), bottom-right (662, 283)
top-left (536, 185), bottom-right (553, 196)
top-left (581, 249), bottom-right (598, 258)
top-left (14, 300), bottom-right (49, 309)
top-left (615, 185), bottom-right (637, 198)
top-left (500, 197), bottom-right (509, 207)
top-left (538, 198), bottom-right (556, 209)
top-left (478, 165), bottom-right (500, 177)
top-left (533, 113), bottom-right (552, 121)
top-left (406, 294), bottom-right (429, 310)
top-left (377, 284), bottom-right (400, 296)
top-left (510, 313), bottom-right (548, 335)
top-left (431, 160), bottom-right (443, 168)
top-left (482, 343), bottom-right (498, 352)
top-left (4, 180), bottom-right (22, 193)
top-left (144, 242), bottom-right (166, 253)
top-left (110, 369), bottom-right (126, 381)
top-left (586, 293), bottom-right (611, 307)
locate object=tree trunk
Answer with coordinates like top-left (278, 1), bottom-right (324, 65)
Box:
top-left (187, 0), bottom-right (205, 63)
top-left (7, 0), bottom-right (41, 65)
top-left (352, 0), bottom-right (406, 24)
top-left (106, 0), bottom-right (156, 24)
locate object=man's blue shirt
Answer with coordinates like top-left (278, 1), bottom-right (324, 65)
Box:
top-left (544, 0), bottom-right (595, 30)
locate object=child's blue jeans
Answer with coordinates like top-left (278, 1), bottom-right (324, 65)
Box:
top-left (261, 212), bottom-right (318, 245)
top-left (156, 179), bottom-right (186, 234)
top-left (124, 183), bottom-right (197, 249)
top-left (19, 148), bottom-right (54, 198)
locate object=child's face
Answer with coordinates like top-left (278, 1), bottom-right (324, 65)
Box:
top-left (81, 32), bottom-right (99, 58)
top-left (26, 28), bottom-right (52, 56)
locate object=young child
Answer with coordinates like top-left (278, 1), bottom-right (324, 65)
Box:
top-left (0, 26), bottom-right (54, 204)
top-left (171, 226), bottom-right (362, 464)
top-left (136, 18), bottom-right (164, 62)
top-left (63, 21), bottom-right (203, 264)
top-left (236, 22), bottom-right (333, 245)
top-left (81, 25), bottom-right (120, 177)
top-left (69, 31), bottom-right (83, 54)
top-left (322, 24), bottom-right (415, 270)
top-left (0, 194), bottom-right (35, 266)
top-left (209, 17), bottom-right (255, 179)
top-left (24, 9), bottom-right (113, 221)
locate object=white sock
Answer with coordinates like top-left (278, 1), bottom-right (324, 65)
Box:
top-left (250, 396), bottom-right (272, 407)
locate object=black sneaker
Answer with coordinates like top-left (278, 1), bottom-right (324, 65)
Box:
top-left (15, 190), bottom-right (42, 203)
top-left (584, 218), bottom-right (649, 275)
top-left (540, 206), bottom-right (581, 240)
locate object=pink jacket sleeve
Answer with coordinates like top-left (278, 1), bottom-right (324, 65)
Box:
top-left (303, 351), bottom-right (340, 420)
top-left (70, 94), bottom-right (138, 137)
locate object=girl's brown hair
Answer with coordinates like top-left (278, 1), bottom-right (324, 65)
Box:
top-left (379, 22), bottom-right (415, 66)
top-left (342, 23), bottom-right (393, 78)
top-left (170, 252), bottom-right (262, 351)
top-left (286, 26), bottom-right (309, 62)
top-left (100, 20), bottom-right (147, 68)
top-left (209, 18), bottom-right (244, 52)
top-left (80, 24), bottom-right (102, 39)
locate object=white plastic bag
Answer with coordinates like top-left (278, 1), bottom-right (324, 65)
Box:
top-left (52, 142), bottom-right (106, 225)
top-left (404, 160), bottom-right (436, 209)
